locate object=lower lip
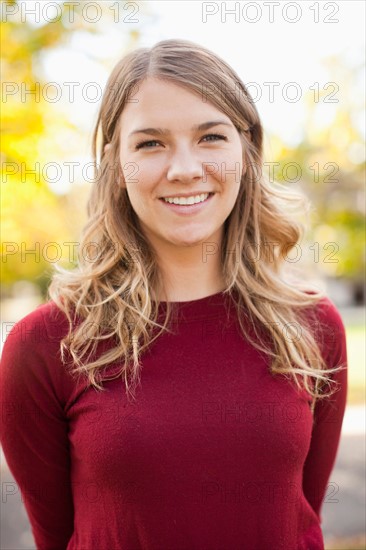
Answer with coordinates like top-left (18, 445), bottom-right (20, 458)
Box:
top-left (159, 193), bottom-right (214, 215)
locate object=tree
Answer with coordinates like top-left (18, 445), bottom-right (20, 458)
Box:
top-left (1, 0), bottom-right (144, 297)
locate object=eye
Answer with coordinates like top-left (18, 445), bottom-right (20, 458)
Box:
top-left (135, 133), bottom-right (227, 150)
top-left (201, 133), bottom-right (227, 143)
top-left (135, 140), bottom-right (161, 150)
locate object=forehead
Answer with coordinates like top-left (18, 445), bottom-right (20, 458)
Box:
top-left (119, 77), bottom-right (231, 132)
top-left (131, 77), bottom-right (215, 105)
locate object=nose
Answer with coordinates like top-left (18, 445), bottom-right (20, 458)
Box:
top-left (166, 144), bottom-right (202, 183)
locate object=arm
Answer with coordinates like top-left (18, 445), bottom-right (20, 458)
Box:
top-left (302, 297), bottom-right (348, 522)
top-left (0, 307), bottom-right (74, 549)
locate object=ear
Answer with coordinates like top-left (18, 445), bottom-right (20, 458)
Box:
top-left (119, 175), bottom-right (127, 189)
top-left (104, 143), bottom-right (126, 188)
top-left (241, 151), bottom-right (247, 178)
top-left (118, 164), bottom-right (127, 190)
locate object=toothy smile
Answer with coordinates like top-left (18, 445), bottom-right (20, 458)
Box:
top-left (161, 193), bottom-right (212, 205)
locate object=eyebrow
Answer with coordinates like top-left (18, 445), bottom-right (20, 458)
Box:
top-left (128, 120), bottom-right (233, 139)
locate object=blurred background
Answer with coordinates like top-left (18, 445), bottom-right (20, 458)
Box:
top-left (1, 0), bottom-right (365, 548)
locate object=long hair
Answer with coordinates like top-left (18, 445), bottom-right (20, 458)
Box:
top-left (48, 39), bottom-right (345, 411)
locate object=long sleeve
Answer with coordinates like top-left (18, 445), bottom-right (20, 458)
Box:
top-left (302, 297), bottom-right (348, 522)
top-left (1, 292), bottom-right (347, 549)
top-left (0, 306), bottom-right (74, 549)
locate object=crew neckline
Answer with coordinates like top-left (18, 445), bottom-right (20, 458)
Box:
top-left (153, 289), bottom-right (227, 305)
top-left (153, 289), bottom-right (235, 322)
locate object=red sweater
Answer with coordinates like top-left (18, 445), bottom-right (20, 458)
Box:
top-left (0, 291), bottom-right (347, 550)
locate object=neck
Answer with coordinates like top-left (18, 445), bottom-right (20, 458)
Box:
top-left (150, 233), bottom-right (226, 302)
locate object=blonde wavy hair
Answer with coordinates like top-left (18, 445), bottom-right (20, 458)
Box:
top-left (48, 39), bottom-right (344, 412)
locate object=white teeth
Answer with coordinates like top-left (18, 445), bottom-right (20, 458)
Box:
top-left (163, 193), bottom-right (210, 205)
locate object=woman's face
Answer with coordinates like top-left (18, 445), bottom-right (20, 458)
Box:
top-left (118, 77), bottom-right (244, 252)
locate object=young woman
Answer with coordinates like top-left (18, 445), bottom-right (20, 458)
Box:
top-left (0, 39), bottom-right (347, 550)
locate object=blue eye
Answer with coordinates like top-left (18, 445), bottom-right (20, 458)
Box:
top-left (134, 133), bottom-right (227, 150)
top-left (201, 133), bottom-right (227, 142)
top-left (135, 140), bottom-right (161, 150)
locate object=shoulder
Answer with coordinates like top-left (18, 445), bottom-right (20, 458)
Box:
top-left (1, 300), bottom-right (70, 378)
top-left (1, 301), bottom-right (79, 406)
top-left (303, 292), bottom-right (346, 343)
top-left (3, 300), bottom-right (69, 349)
top-left (301, 292), bottom-right (347, 373)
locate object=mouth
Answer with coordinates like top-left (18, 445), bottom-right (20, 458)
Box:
top-left (159, 192), bottom-right (215, 215)
top-left (159, 192), bottom-right (215, 205)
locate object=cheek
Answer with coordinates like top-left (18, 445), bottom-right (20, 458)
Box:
top-left (217, 151), bottom-right (243, 190)
top-left (121, 166), bottom-right (157, 218)
top-left (123, 158), bottom-right (163, 191)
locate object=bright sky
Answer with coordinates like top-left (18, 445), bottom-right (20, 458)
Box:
top-left (22, 0), bottom-right (364, 192)
top-left (144, 0), bottom-right (365, 141)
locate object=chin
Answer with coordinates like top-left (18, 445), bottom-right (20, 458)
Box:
top-left (169, 239), bottom-right (201, 247)
top-left (170, 234), bottom-right (216, 248)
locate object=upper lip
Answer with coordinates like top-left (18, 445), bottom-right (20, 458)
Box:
top-left (160, 192), bottom-right (214, 199)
